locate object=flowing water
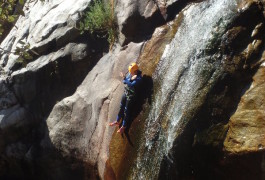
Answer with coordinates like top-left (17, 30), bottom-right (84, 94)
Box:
top-left (130, 0), bottom-right (239, 179)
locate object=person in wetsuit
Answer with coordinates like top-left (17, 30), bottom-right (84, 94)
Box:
top-left (109, 62), bottom-right (142, 133)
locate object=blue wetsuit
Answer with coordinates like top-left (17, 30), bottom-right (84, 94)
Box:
top-left (116, 70), bottom-right (142, 127)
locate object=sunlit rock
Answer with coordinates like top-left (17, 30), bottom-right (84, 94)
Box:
top-left (224, 66), bottom-right (265, 154)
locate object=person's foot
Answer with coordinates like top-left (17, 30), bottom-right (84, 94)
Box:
top-left (117, 126), bottom-right (126, 133)
top-left (109, 121), bottom-right (119, 126)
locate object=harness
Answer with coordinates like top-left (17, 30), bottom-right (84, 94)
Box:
top-left (124, 73), bottom-right (142, 98)
top-left (125, 85), bottom-right (135, 98)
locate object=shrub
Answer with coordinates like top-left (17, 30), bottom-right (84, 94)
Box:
top-left (80, 0), bottom-right (117, 49)
top-left (0, 0), bottom-right (21, 41)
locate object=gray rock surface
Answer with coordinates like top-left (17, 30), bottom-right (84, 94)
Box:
top-left (0, 78), bottom-right (17, 110)
top-left (115, 0), bottom-right (179, 45)
top-left (2, 0), bottom-right (263, 179)
top-left (0, 0), bottom-right (181, 179)
top-left (0, 0), bottom-right (93, 135)
top-left (47, 42), bottom-right (143, 178)
top-left (0, 0), bottom-right (107, 178)
top-left (0, 42), bottom-right (89, 132)
top-left (0, 0), bottom-right (91, 71)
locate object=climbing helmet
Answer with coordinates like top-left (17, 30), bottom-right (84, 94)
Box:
top-left (128, 62), bottom-right (138, 74)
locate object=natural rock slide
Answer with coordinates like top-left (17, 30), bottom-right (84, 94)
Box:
top-left (1, 0), bottom-right (265, 179)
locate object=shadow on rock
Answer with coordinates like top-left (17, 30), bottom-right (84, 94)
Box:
top-left (0, 34), bottom-right (109, 179)
top-left (0, 120), bottom-right (99, 180)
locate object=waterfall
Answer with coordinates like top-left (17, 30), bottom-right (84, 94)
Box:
top-left (130, 0), bottom-right (239, 179)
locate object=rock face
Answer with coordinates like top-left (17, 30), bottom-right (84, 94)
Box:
top-left (0, 0), bottom-right (91, 71)
top-left (115, 0), bottom-right (189, 45)
top-left (108, 19), bottom-right (178, 180)
top-left (1, 0), bottom-right (265, 179)
top-left (0, 0), bottom-right (109, 179)
top-left (224, 65), bottom-right (265, 154)
top-left (111, 0), bottom-right (265, 179)
top-left (47, 42), bottom-right (143, 178)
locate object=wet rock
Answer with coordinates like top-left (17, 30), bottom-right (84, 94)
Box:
top-left (194, 124), bottom-right (228, 148)
top-left (108, 15), bottom-right (183, 180)
top-left (251, 23), bottom-right (264, 38)
top-left (138, 15), bottom-right (183, 76)
top-left (125, 0), bottom-right (265, 179)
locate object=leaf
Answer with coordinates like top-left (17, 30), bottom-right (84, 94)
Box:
top-left (14, 47), bottom-right (21, 55)
top-left (7, 4), bottom-right (13, 11)
top-left (23, 52), bottom-right (33, 60)
top-left (19, 0), bottom-right (24, 5)
top-left (7, 15), bottom-right (17, 23)
top-left (1, 14), bottom-right (7, 21)
top-left (0, 24), bottom-right (3, 35)
top-left (80, 0), bottom-right (117, 47)
top-left (16, 56), bottom-right (24, 63)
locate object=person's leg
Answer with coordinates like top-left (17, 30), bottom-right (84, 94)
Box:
top-left (117, 94), bottom-right (127, 121)
top-left (110, 94), bottom-right (127, 126)
top-left (125, 95), bottom-right (135, 126)
top-left (118, 95), bottom-right (134, 133)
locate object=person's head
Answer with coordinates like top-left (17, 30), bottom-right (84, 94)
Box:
top-left (128, 62), bottom-right (138, 75)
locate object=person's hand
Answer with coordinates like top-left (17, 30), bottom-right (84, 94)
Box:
top-left (131, 75), bottom-right (137, 80)
top-left (120, 72), bottom-right (125, 78)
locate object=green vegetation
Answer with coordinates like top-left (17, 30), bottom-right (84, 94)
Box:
top-left (0, 0), bottom-right (43, 40)
top-left (0, 0), bottom-right (24, 39)
top-left (15, 40), bottom-right (39, 67)
top-left (79, 0), bottom-right (117, 49)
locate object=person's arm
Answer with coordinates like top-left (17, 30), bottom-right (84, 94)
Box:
top-left (123, 76), bottom-right (140, 87)
top-left (120, 72), bottom-right (125, 79)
